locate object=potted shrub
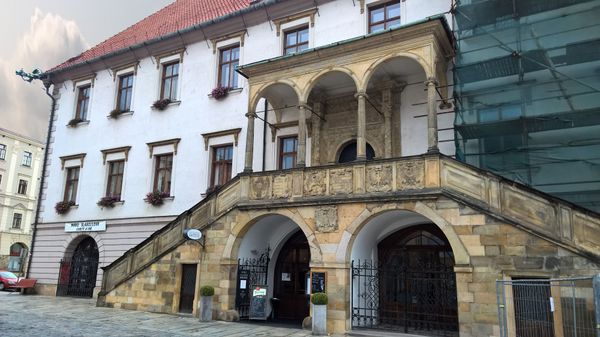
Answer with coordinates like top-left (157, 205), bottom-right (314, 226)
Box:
top-left (55, 201), bottom-right (75, 215)
top-left (109, 108), bottom-right (122, 119)
top-left (144, 191), bottom-right (170, 206)
top-left (211, 85), bottom-right (231, 100)
top-left (67, 118), bottom-right (83, 127)
top-left (199, 285), bottom-right (214, 322)
top-left (152, 98), bottom-right (172, 110)
top-left (97, 196), bottom-right (119, 208)
top-left (311, 292), bottom-right (327, 335)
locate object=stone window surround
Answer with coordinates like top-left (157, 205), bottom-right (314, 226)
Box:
top-left (272, 8), bottom-right (317, 37)
top-left (71, 74), bottom-right (96, 123)
top-left (146, 139), bottom-right (180, 198)
top-left (153, 50), bottom-right (185, 103)
top-left (212, 33), bottom-right (245, 89)
top-left (111, 63), bottom-right (139, 114)
top-left (201, 128), bottom-right (241, 151)
top-left (59, 153), bottom-right (86, 170)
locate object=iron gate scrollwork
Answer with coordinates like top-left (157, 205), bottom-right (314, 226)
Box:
top-left (57, 237), bottom-right (99, 298)
top-left (236, 249), bottom-right (269, 320)
top-left (352, 259), bottom-right (458, 337)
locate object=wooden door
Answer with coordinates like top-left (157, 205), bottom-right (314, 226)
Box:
top-left (274, 231), bottom-right (310, 322)
top-left (179, 264), bottom-right (197, 313)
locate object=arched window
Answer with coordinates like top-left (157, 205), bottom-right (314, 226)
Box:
top-left (338, 141), bottom-right (375, 163)
top-left (8, 243), bottom-right (27, 273)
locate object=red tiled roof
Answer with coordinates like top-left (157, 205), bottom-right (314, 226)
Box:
top-left (50, 0), bottom-right (255, 73)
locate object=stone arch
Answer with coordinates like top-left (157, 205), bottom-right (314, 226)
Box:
top-left (360, 52), bottom-right (432, 92)
top-left (248, 79), bottom-right (302, 113)
top-left (332, 137), bottom-right (382, 163)
top-left (300, 67), bottom-right (361, 103)
top-left (63, 233), bottom-right (105, 265)
top-left (338, 202), bottom-right (470, 266)
top-left (222, 208), bottom-right (322, 265)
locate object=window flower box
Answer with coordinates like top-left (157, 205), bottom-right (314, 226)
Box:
top-left (55, 201), bottom-right (75, 215)
top-left (145, 191), bottom-right (170, 206)
top-left (152, 98), bottom-right (172, 111)
top-left (97, 196), bottom-right (120, 208)
top-left (211, 85), bottom-right (231, 100)
top-left (67, 118), bottom-right (84, 127)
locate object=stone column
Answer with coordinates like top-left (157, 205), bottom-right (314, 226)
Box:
top-left (381, 86), bottom-right (393, 159)
top-left (311, 101), bottom-right (323, 165)
top-left (244, 112), bottom-right (256, 172)
top-left (297, 104), bottom-right (307, 167)
top-left (425, 77), bottom-right (439, 153)
top-left (355, 92), bottom-right (368, 161)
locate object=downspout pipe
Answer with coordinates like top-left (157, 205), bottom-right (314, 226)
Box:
top-left (26, 79), bottom-right (56, 279)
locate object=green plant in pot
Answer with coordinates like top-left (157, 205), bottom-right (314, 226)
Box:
top-left (310, 292), bottom-right (327, 335)
top-left (199, 285), bottom-right (214, 322)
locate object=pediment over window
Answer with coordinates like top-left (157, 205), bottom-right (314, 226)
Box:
top-left (147, 138), bottom-right (181, 158)
top-left (100, 146), bottom-right (132, 164)
top-left (60, 153), bottom-right (86, 169)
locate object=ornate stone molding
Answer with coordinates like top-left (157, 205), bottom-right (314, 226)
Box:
top-left (100, 146), bottom-right (132, 164)
top-left (269, 121), bottom-right (298, 142)
top-left (153, 48), bottom-right (186, 69)
top-left (201, 128), bottom-right (242, 150)
top-left (146, 138), bottom-right (181, 158)
top-left (110, 62), bottom-right (140, 81)
top-left (210, 30), bottom-right (246, 54)
top-left (272, 8), bottom-right (317, 36)
top-left (72, 73), bottom-right (96, 90)
top-left (59, 153), bottom-right (86, 169)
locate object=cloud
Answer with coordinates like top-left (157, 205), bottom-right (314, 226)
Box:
top-left (0, 8), bottom-right (88, 141)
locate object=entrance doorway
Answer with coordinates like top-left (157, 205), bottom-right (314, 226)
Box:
top-left (352, 224), bottom-right (458, 337)
top-left (274, 230), bottom-right (310, 322)
top-left (179, 264), bottom-right (198, 313)
top-left (57, 237), bottom-right (99, 298)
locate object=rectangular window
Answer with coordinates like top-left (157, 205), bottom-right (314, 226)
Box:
top-left (211, 145), bottom-right (233, 188)
top-left (284, 26), bottom-right (309, 55)
top-left (117, 73), bottom-right (134, 112)
top-left (106, 160), bottom-right (125, 199)
top-left (279, 136), bottom-right (298, 169)
top-left (153, 154), bottom-right (173, 195)
top-left (219, 45), bottom-right (240, 88)
top-left (64, 167), bottom-right (80, 203)
top-left (369, 1), bottom-right (401, 33)
top-left (161, 62), bottom-right (179, 100)
top-left (22, 151), bottom-right (32, 167)
top-left (76, 85), bottom-right (91, 120)
top-left (12, 213), bottom-right (22, 229)
top-left (17, 179), bottom-right (27, 195)
top-left (0, 144), bottom-right (6, 160)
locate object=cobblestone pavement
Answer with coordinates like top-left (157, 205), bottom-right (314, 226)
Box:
top-left (0, 292), bottom-right (344, 337)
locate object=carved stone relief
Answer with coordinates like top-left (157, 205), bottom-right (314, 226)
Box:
top-left (304, 170), bottom-right (327, 196)
top-left (315, 206), bottom-right (338, 233)
top-left (272, 174), bottom-right (292, 198)
top-left (397, 160), bottom-right (425, 189)
top-left (250, 176), bottom-right (271, 199)
top-left (366, 164), bottom-right (393, 193)
top-left (329, 168), bottom-right (353, 195)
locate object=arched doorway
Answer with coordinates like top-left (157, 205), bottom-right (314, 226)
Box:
top-left (274, 230), bottom-right (310, 322)
top-left (57, 236), bottom-right (99, 298)
top-left (7, 243), bottom-right (28, 274)
top-left (351, 212), bottom-right (458, 337)
top-left (338, 141), bottom-right (375, 163)
top-left (377, 225), bottom-right (457, 335)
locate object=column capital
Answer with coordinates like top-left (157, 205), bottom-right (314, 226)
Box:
top-left (354, 92), bottom-right (369, 99)
top-left (424, 77), bottom-right (439, 87)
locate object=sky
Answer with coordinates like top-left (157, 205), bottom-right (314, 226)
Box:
top-left (0, 0), bottom-right (174, 142)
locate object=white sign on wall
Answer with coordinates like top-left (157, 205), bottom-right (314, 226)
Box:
top-left (65, 221), bottom-right (107, 233)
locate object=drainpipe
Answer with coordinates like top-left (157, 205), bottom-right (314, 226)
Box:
top-left (26, 80), bottom-right (56, 279)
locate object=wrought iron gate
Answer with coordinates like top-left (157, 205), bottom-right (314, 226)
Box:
top-left (351, 259), bottom-right (458, 337)
top-left (235, 250), bottom-right (269, 319)
top-left (56, 237), bottom-right (99, 298)
top-left (497, 276), bottom-right (600, 337)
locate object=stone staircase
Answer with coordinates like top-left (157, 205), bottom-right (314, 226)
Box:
top-left (100, 153), bottom-right (600, 295)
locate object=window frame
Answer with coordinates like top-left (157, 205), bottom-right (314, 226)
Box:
top-left (210, 144), bottom-right (234, 188)
top-left (368, 1), bottom-right (401, 34)
top-left (22, 151), bottom-right (32, 167)
top-left (0, 144), bottom-right (6, 160)
top-left (279, 135), bottom-right (298, 170)
top-left (64, 166), bottom-right (80, 203)
top-left (75, 84), bottom-right (92, 120)
top-left (160, 61), bottom-right (179, 101)
top-left (218, 44), bottom-right (240, 89)
top-left (17, 179), bottom-right (27, 195)
top-left (283, 25), bottom-right (309, 55)
top-left (116, 72), bottom-right (134, 112)
top-left (153, 153), bottom-right (173, 195)
top-left (106, 160), bottom-right (125, 200)
top-left (12, 213), bottom-right (22, 229)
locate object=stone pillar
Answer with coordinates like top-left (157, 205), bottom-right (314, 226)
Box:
top-left (355, 92), bottom-right (368, 161)
top-left (244, 112), bottom-right (256, 172)
top-left (297, 104), bottom-right (307, 167)
top-left (425, 77), bottom-right (439, 153)
top-left (381, 86), bottom-right (393, 159)
top-left (311, 101), bottom-right (323, 165)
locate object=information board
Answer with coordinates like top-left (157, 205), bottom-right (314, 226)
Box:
top-left (249, 285), bottom-right (268, 320)
top-left (311, 271), bottom-right (326, 293)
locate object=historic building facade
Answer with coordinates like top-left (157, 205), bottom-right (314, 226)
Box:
top-left (0, 127), bottom-right (43, 275)
top-left (30, 1), bottom-right (600, 336)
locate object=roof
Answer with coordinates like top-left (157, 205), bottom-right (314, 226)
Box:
top-left (0, 127), bottom-right (44, 146)
top-left (50, 0), bottom-right (255, 73)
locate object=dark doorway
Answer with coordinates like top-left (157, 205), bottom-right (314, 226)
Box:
top-left (179, 264), bottom-right (198, 313)
top-left (57, 236), bottom-right (99, 298)
top-left (274, 230), bottom-right (310, 323)
top-left (512, 278), bottom-right (554, 337)
top-left (338, 141), bottom-right (375, 163)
